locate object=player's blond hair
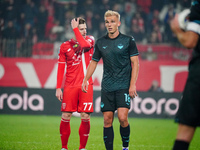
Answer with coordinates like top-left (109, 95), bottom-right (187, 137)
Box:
top-left (104, 10), bottom-right (120, 21)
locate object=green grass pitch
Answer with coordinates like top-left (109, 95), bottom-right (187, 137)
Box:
top-left (0, 115), bottom-right (200, 150)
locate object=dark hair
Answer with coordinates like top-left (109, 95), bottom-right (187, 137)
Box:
top-left (76, 17), bottom-right (85, 24)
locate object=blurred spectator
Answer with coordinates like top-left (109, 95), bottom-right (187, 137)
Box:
top-left (76, 0), bottom-right (97, 16)
top-left (129, 21), bottom-right (144, 42)
top-left (137, 0), bottom-right (152, 14)
top-left (147, 9), bottom-right (162, 34)
top-left (41, 0), bottom-right (55, 16)
top-left (148, 23), bottom-right (163, 43)
top-left (163, 3), bottom-right (176, 42)
top-left (148, 31), bottom-right (160, 44)
top-left (62, 10), bottom-right (75, 27)
top-left (98, 0), bottom-right (112, 17)
top-left (20, 23), bottom-right (34, 57)
top-left (123, 0), bottom-right (137, 30)
top-left (60, 23), bottom-right (74, 42)
top-left (3, 0), bottom-right (17, 24)
top-left (22, 0), bottom-right (38, 25)
top-left (50, 20), bottom-right (64, 41)
top-left (97, 21), bottom-right (106, 38)
top-left (2, 20), bottom-right (19, 57)
top-left (129, 12), bottom-right (145, 42)
top-left (150, 0), bottom-right (165, 12)
top-left (85, 10), bottom-right (95, 35)
top-left (148, 80), bottom-right (163, 92)
top-left (36, 5), bottom-right (48, 41)
top-left (2, 20), bottom-right (19, 39)
top-left (44, 15), bottom-right (55, 39)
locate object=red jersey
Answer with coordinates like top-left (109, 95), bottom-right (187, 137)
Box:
top-left (56, 28), bottom-right (94, 88)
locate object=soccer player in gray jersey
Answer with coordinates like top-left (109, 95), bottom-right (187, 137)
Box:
top-left (170, 0), bottom-right (200, 150)
top-left (82, 10), bottom-right (139, 150)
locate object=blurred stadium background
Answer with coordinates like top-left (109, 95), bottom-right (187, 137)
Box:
top-left (1, 0), bottom-right (199, 149)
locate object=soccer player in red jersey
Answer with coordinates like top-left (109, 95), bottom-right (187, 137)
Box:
top-left (55, 17), bottom-right (94, 150)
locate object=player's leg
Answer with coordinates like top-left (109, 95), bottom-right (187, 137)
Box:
top-left (79, 112), bottom-right (91, 150)
top-left (103, 111), bottom-right (114, 150)
top-left (173, 124), bottom-right (196, 150)
top-left (60, 112), bottom-right (72, 150)
top-left (118, 108), bottom-right (130, 150)
top-left (172, 76), bottom-right (200, 150)
top-left (60, 87), bottom-right (79, 150)
top-left (101, 90), bottom-right (116, 150)
top-left (116, 89), bottom-right (131, 150)
top-left (78, 85), bottom-right (93, 150)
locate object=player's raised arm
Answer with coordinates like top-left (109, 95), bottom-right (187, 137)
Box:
top-left (170, 14), bottom-right (199, 49)
top-left (71, 17), bottom-right (94, 49)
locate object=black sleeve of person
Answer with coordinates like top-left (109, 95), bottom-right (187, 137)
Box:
top-left (189, 0), bottom-right (200, 22)
top-left (92, 43), bottom-right (101, 62)
top-left (129, 37), bottom-right (139, 56)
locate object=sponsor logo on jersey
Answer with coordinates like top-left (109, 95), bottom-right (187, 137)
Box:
top-left (73, 44), bottom-right (79, 48)
top-left (102, 46), bottom-right (107, 49)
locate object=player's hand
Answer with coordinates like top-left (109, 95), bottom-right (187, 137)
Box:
top-left (56, 88), bottom-right (63, 102)
top-left (170, 14), bottom-right (181, 34)
top-left (82, 79), bottom-right (88, 93)
top-left (129, 84), bottom-right (137, 99)
top-left (71, 18), bottom-right (79, 29)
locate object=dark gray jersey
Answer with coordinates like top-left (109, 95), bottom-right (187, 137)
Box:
top-left (92, 33), bottom-right (139, 92)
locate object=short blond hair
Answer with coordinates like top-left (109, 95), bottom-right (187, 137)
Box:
top-left (104, 10), bottom-right (120, 21)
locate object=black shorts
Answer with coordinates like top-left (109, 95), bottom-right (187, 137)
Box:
top-left (175, 72), bottom-right (200, 127)
top-left (101, 89), bottom-right (130, 112)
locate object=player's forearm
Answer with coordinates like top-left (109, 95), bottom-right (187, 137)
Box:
top-left (56, 62), bottom-right (65, 88)
top-left (84, 60), bottom-right (98, 81)
top-left (130, 57), bottom-right (139, 86)
top-left (73, 28), bottom-right (92, 49)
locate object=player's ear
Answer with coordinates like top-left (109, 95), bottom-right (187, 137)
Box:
top-left (118, 21), bottom-right (121, 27)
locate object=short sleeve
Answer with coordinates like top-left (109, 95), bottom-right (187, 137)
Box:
top-left (129, 37), bottom-right (139, 57)
top-left (92, 43), bottom-right (101, 62)
top-left (58, 43), bottom-right (67, 63)
top-left (187, 1), bottom-right (200, 34)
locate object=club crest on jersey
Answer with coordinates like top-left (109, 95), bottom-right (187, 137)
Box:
top-left (62, 103), bottom-right (66, 109)
top-left (101, 102), bottom-right (104, 108)
top-left (117, 44), bottom-right (124, 49)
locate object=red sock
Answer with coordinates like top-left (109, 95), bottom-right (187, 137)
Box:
top-left (79, 119), bottom-right (90, 150)
top-left (60, 118), bottom-right (70, 149)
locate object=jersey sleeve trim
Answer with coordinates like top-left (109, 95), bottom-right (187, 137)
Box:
top-left (130, 53), bottom-right (139, 57)
top-left (92, 58), bottom-right (100, 62)
top-left (186, 22), bottom-right (200, 34)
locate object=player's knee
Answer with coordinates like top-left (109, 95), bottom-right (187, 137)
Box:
top-left (118, 117), bottom-right (128, 127)
top-left (104, 117), bottom-right (113, 127)
top-left (80, 112), bottom-right (90, 119)
top-left (62, 112), bottom-right (72, 120)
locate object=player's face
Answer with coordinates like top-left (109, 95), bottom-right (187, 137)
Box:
top-left (78, 23), bottom-right (87, 38)
top-left (105, 15), bottom-right (120, 35)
